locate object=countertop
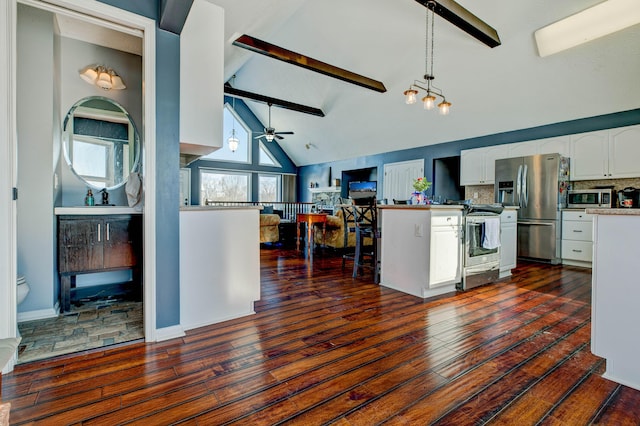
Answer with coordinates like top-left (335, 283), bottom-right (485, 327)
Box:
top-left (180, 205), bottom-right (262, 212)
top-left (586, 208), bottom-right (640, 216)
top-left (377, 205), bottom-right (464, 210)
top-left (55, 206), bottom-right (142, 215)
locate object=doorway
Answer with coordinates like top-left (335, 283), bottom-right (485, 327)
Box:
top-left (2, 0), bottom-right (157, 369)
top-left (433, 156), bottom-right (464, 202)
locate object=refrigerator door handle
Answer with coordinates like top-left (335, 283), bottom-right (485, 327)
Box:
top-left (516, 165), bottom-right (523, 207)
top-left (522, 164), bottom-right (528, 208)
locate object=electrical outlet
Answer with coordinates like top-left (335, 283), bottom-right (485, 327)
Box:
top-left (414, 223), bottom-right (423, 237)
top-left (473, 192), bottom-right (478, 199)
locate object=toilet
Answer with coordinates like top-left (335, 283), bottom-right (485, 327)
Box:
top-left (17, 276), bottom-right (29, 338)
top-left (17, 275), bottom-right (30, 306)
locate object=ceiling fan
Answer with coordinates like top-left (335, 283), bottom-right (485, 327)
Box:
top-left (254, 103), bottom-right (294, 142)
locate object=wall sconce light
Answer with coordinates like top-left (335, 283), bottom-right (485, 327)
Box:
top-left (79, 65), bottom-right (126, 90)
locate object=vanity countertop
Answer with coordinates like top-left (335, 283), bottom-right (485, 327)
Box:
top-left (55, 206), bottom-right (142, 215)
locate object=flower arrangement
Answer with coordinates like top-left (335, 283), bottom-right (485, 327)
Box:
top-left (412, 177), bottom-right (431, 192)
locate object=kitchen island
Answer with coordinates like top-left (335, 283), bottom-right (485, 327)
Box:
top-left (378, 205), bottom-right (464, 299)
top-left (587, 207), bottom-right (640, 391)
top-left (179, 206), bottom-right (261, 331)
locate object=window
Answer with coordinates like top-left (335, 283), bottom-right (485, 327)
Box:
top-left (259, 174), bottom-right (281, 202)
top-left (259, 141), bottom-right (281, 167)
top-left (201, 103), bottom-right (250, 163)
top-left (200, 169), bottom-right (250, 204)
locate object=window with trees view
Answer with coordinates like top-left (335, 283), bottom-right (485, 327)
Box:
top-left (200, 170), bottom-right (250, 204)
top-left (259, 174), bottom-right (281, 202)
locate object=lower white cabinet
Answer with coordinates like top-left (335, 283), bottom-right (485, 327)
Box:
top-left (380, 207), bottom-right (463, 298)
top-left (561, 210), bottom-right (593, 267)
top-left (499, 208), bottom-right (517, 277)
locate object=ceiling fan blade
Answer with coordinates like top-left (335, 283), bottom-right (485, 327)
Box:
top-left (275, 131), bottom-right (294, 135)
top-left (254, 134), bottom-right (265, 139)
top-left (275, 134), bottom-right (284, 140)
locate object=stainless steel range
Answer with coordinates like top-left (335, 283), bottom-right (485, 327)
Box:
top-left (451, 203), bottom-right (503, 290)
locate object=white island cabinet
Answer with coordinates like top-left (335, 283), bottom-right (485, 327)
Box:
top-left (179, 206), bottom-right (261, 331)
top-left (588, 208), bottom-right (640, 391)
top-left (499, 207), bottom-right (518, 278)
top-left (379, 205), bottom-right (463, 298)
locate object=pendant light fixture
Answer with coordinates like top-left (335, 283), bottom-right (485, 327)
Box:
top-left (227, 75), bottom-right (240, 152)
top-left (403, 1), bottom-right (451, 115)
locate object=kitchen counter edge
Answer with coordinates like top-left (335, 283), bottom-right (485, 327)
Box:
top-left (585, 208), bottom-right (640, 216)
top-left (377, 205), bottom-right (464, 210)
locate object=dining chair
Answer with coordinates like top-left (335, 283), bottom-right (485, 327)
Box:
top-left (352, 198), bottom-right (379, 283)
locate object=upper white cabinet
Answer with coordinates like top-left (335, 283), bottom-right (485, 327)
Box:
top-left (460, 136), bottom-right (570, 186)
top-left (460, 145), bottom-right (509, 185)
top-left (571, 125), bottom-right (640, 180)
top-left (180, 0), bottom-right (224, 157)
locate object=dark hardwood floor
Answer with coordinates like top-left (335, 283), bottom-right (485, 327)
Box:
top-left (3, 247), bottom-right (640, 425)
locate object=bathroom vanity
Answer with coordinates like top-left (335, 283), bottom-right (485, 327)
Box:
top-left (55, 207), bottom-right (142, 313)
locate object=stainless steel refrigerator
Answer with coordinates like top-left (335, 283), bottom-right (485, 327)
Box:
top-left (494, 153), bottom-right (570, 264)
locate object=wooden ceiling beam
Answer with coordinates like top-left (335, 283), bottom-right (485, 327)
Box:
top-left (232, 34), bottom-right (387, 93)
top-left (224, 84), bottom-right (326, 117)
top-left (414, 0), bottom-right (501, 48)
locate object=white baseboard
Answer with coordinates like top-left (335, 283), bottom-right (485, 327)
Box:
top-left (154, 325), bottom-right (186, 342)
top-left (181, 309), bottom-right (256, 333)
top-left (17, 302), bottom-right (60, 322)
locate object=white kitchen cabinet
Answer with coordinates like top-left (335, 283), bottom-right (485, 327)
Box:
top-left (608, 125), bottom-right (640, 178)
top-left (429, 214), bottom-right (463, 287)
top-left (561, 210), bottom-right (593, 267)
top-left (379, 206), bottom-right (463, 298)
top-left (499, 208), bottom-right (517, 278)
top-left (508, 141), bottom-right (539, 158)
top-left (460, 145), bottom-right (509, 185)
top-left (571, 125), bottom-right (640, 180)
top-left (537, 136), bottom-right (571, 157)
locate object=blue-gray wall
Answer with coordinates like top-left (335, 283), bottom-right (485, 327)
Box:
top-left (298, 108), bottom-right (640, 201)
top-left (187, 96), bottom-right (298, 204)
top-left (99, 0), bottom-right (180, 328)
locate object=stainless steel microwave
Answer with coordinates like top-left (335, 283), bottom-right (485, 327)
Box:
top-left (567, 189), bottom-right (614, 208)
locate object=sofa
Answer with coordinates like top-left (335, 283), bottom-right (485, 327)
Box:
top-left (260, 213), bottom-right (281, 243)
top-left (314, 207), bottom-right (372, 249)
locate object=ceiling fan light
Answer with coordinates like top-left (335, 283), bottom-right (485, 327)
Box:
top-left (404, 89), bottom-right (418, 104)
top-left (438, 100), bottom-right (451, 115)
top-left (79, 66), bottom-right (98, 84)
top-left (422, 94), bottom-right (436, 110)
top-left (96, 70), bottom-right (113, 90)
top-left (265, 134), bottom-right (275, 142)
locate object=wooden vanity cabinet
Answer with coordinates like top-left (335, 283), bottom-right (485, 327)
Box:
top-left (57, 214), bottom-right (142, 312)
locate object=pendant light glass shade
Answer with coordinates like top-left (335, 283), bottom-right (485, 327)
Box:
top-left (228, 134), bottom-right (239, 152)
top-left (96, 69), bottom-right (113, 90)
top-left (265, 133), bottom-right (275, 142)
top-left (404, 89), bottom-right (418, 104)
top-left (110, 74), bottom-right (127, 90)
top-left (438, 101), bottom-right (451, 115)
top-left (422, 94), bottom-right (436, 110)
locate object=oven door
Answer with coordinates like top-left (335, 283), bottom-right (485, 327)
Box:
top-left (465, 216), bottom-right (500, 267)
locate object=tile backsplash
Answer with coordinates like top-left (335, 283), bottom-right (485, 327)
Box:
top-left (464, 178), bottom-right (640, 205)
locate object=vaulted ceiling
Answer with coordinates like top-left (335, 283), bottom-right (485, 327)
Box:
top-left (207, 0), bottom-right (640, 166)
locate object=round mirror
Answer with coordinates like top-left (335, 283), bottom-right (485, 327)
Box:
top-left (63, 96), bottom-right (140, 190)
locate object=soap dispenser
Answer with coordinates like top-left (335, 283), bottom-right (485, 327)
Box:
top-left (84, 189), bottom-right (94, 206)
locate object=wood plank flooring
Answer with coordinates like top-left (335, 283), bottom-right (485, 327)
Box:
top-left (3, 248), bottom-right (640, 425)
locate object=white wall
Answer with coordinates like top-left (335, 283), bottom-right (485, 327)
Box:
top-left (16, 4), bottom-right (56, 314)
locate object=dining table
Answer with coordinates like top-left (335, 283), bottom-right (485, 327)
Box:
top-left (296, 212), bottom-right (328, 255)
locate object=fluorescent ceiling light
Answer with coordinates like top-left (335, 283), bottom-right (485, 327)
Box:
top-left (535, 0), bottom-right (640, 57)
